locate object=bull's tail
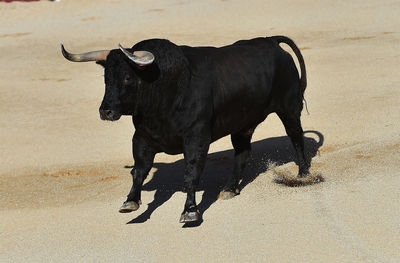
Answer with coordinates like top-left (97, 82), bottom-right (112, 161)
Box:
top-left (271, 35), bottom-right (307, 93)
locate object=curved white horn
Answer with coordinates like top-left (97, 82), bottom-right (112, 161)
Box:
top-left (118, 43), bottom-right (154, 66)
top-left (61, 43), bottom-right (110, 62)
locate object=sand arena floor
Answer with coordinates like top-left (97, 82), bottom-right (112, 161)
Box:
top-left (1, 0), bottom-right (399, 262)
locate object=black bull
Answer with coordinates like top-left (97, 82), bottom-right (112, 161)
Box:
top-left (61, 36), bottom-right (310, 223)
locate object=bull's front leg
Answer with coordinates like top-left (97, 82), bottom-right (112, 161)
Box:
top-left (119, 132), bottom-right (156, 213)
top-left (179, 131), bottom-right (210, 223)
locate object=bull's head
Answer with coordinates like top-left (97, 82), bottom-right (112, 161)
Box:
top-left (60, 43), bottom-right (155, 121)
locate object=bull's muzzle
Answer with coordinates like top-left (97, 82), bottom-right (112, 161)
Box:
top-left (99, 109), bottom-right (121, 121)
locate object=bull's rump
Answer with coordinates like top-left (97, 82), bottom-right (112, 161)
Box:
top-left (183, 39), bottom-right (287, 141)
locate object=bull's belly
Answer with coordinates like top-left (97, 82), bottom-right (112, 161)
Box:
top-left (210, 79), bottom-right (274, 141)
top-left (211, 106), bottom-right (271, 142)
top-left (137, 103), bottom-right (273, 155)
top-left (143, 132), bottom-right (184, 155)
top-left (142, 115), bottom-right (267, 155)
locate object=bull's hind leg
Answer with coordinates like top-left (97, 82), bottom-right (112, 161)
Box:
top-left (277, 112), bottom-right (310, 177)
top-left (119, 133), bottom-right (156, 213)
top-left (219, 129), bottom-right (254, 200)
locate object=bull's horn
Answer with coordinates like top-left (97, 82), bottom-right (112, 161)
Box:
top-left (60, 43), bottom-right (110, 62)
top-left (118, 43), bottom-right (154, 66)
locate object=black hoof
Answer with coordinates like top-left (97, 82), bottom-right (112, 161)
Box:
top-left (218, 189), bottom-right (239, 200)
top-left (298, 168), bottom-right (310, 178)
top-left (119, 200), bottom-right (141, 213)
top-left (179, 210), bottom-right (200, 223)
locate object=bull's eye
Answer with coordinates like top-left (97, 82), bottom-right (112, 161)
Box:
top-left (123, 75), bottom-right (132, 85)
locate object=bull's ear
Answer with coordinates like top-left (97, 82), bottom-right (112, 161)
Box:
top-left (96, 60), bottom-right (106, 67)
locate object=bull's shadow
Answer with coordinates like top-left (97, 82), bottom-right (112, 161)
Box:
top-left (127, 130), bottom-right (323, 227)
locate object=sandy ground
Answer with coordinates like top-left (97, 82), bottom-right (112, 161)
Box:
top-left (1, 0), bottom-right (400, 262)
